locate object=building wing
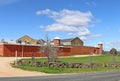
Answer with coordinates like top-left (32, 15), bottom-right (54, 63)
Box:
top-left (17, 35), bottom-right (37, 44)
top-left (61, 37), bottom-right (83, 46)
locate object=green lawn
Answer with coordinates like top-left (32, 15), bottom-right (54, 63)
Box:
top-left (35, 55), bottom-right (120, 63)
top-left (12, 55), bottom-right (120, 74)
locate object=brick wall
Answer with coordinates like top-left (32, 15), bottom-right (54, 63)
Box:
top-left (71, 46), bottom-right (99, 55)
top-left (3, 44), bottom-right (41, 57)
top-left (1, 44), bottom-right (71, 57)
top-left (58, 47), bottom-right (71, 56)
top-left (0, 44), bottom-right (4, 56)
top-left (0, 44), bottom-right (100, 57)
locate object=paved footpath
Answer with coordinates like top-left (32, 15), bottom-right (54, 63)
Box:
top-left (0, 57), bottom-right (48, 77)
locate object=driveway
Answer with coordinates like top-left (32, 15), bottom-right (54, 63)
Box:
top-left (0, 57), bottom-right (48, 77)
top-left (0, 55), bottom-right (96, 77)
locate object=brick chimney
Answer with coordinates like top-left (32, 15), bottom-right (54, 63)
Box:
top-left (98, 42), bottom-right (103, 54)
top-left (53, 37), bottom-right (60, 46)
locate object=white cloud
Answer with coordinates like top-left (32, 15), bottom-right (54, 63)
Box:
top-left (0, 0), bottom-right (20, 5)
top-left (36, 9), bottom-right (51, 15)
top-left (37, 9), bottom-right (92, 26)
top-left (37, 9), bottom-right (101, 40)
top-left (80, 34), bottom-right (102, 40)
top-left (68, 32), bottom-right (73, 36)
top-left (87, 34), bottom-right (102, 40)
top-left (39, 25), bottom-right (44, 29)
top-left (89, 34), bottom-right (102, 38)
top-left (45, 24), bottom-right (78, 32)
top-left (77, 27), bottom-right (90, 36)
top-left (80, 36), bottom-right (87, 40)
top-left (85, 1), bottom-right (96, 6)
top-left (106, 40), bottom-right (120, 51)
top-left (55, 9), bottom-right (92, 26)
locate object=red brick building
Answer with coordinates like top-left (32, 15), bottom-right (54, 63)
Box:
top-left (0, 43), bottom-right (103, 57)
top-left (0, 36), bottom-right (103, 57)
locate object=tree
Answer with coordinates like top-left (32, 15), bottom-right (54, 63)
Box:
top-left (110, 48), bottom-right (117, 56)
top-left (31, 53), bottom-right (35, 66)
top-left (40, 34), bottom-right (58, 64)
top-left (109, 48), bottom-right (118, 63)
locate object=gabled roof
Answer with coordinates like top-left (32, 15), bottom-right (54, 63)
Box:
top-left (17, 35), bottom-right (36, 41)
top-left (17, 35), bottom-right (45, 45)
top-left (36, 39), bottom-right (45, 44)
top-left (61, 37), bottom-right (83, 43)
top-left (61, 38), bottom-right (73, 42)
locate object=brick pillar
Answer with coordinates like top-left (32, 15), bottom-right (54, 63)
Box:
top-left (98, 42), bottom-right (103, 54)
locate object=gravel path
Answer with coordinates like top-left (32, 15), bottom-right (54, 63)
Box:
top-left (0, 57), bottom-right (48, 77)
top-left (0, 55), bottom-right (97, 77)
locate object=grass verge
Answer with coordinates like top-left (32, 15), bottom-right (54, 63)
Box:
top-left (12, 55), bottom-right (120, 74)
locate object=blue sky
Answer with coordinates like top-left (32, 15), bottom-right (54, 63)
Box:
top-left (0, 0), bottom-right (120, 51)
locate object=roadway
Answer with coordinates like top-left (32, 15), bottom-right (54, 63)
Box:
top-left (1, 71), bottom-right (120, 81)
